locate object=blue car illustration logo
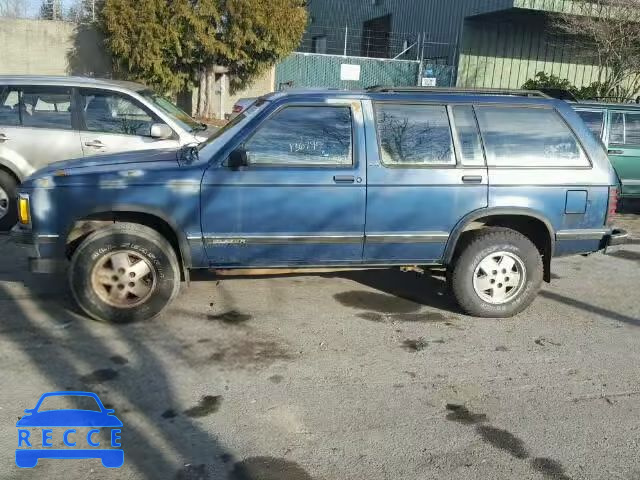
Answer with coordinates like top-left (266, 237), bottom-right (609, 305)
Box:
top-left (16, 391), bottom-right (123, 468)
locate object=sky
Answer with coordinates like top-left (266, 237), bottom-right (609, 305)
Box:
top-left (17, 0), bottom-right (76, 18)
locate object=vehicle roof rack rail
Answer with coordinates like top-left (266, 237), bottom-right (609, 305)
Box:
top-left (365, 86), bottom-right (550, 98)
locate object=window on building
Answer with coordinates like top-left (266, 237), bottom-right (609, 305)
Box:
top-left (452, 105), bottom-right (484, 165)
top-left (245, 106), bottom-right (353, 166)
top-left (361, 14), bottom-right (391, 58)
top-left (475, 106), bottom-right (588, 167)
top-left (312, 35), bottom-right (327, 54)
top-left (376, 103), bottom-right (455, 166)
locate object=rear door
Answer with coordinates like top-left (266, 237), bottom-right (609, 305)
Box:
top-left (607, 110), bottom-right (640, 198)
top-left (363, 101), bottom-right (488, 263)
top-left (201, 99), bottom-right (366, 266)
top-left (0, 84), bottom-right (83, 174)
top-left (78, 88), bottom-right (179, 156)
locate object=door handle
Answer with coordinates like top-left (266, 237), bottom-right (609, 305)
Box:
top-left (84, 140), bottom-right (105, 148)
top-left (333, 175), bottom-right (355, 183)
top-left (0, 133), bottom-right (9, 142)
top-left (462, 175), bottom-right (483, 183)
top-left (608, 149), bottom-right (624, 155)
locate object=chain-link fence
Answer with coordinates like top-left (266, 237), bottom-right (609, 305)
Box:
top-left (275, 52), bottom-right (423, 91)
top-left (298, 24), bottom-right (460, 65)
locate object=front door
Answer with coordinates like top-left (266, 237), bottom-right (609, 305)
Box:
top-left (363, 101), bottom-right (488, 263)
top-left (608, 110), bottom-right (640, 198)
top-left (201, 100), bottom-right (366, 266)
top-left (78, 89), bottom-right (179, 156)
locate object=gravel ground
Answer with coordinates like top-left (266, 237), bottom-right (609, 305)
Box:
top-left (0, 220), bottom-right (638, 480)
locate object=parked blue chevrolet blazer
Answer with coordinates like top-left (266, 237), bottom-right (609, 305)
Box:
top-left (12, 87), bottom-right (627, 322)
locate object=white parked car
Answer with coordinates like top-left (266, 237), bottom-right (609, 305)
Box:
top-left (0, 75), bottom-right (215, 229)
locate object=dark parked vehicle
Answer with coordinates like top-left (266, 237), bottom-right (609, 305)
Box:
top-left (13, 87), bottom-right (627, 323)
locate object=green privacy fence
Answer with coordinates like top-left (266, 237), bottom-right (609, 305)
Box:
top-left (421, 64), bottom-right (457, 88)
top-left (275, 52), bottom-right (422, 90)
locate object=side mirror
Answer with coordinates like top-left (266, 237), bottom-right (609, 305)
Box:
top-left (177, 144), bottom-right (199, 165)
top-left (228, 148), bottom-right (248, 170)
top-left (150, 123), bottom-right (173, 140)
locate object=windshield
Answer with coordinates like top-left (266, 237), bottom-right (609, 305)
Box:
top-left (140, 91), bottom-right (203, 133)
top-left (198, 100), bottom-right (269, 152)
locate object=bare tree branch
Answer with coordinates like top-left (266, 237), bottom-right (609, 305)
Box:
top-left (554, 0), bottom-right (640, 101)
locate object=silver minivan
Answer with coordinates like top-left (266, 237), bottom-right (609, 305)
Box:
top-left (0, 75), bottom-right (214, 229)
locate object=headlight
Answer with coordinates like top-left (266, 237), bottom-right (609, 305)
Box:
top-left (18, 194), bottom-right (30, 225)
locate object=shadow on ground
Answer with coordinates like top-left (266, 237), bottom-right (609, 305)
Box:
top-left (0, 248), bottom-right (314, 479)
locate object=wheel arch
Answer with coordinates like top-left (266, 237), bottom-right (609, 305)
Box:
top-left (444, 207), bottom-right (555, 282)
top-left (65, 205), bottom-right (192, 276)
top-left (0, 155), bottom-right (32, 182)
top-left (0, 159), bottom-right (23, 183)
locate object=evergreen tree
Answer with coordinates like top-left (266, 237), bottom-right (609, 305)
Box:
top-left (100, 0), bottom-right (307, 117)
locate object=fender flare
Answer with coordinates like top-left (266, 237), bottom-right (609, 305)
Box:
top-left (443, 207), bottom-right (556, 264)
top-left (66, 204), bottom-right (193, 269)
top-left (0, 156), bottom-right (29, 182)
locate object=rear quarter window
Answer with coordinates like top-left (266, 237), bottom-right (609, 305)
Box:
top-left (475, 106), bottom-right (589, 168)
top-left (576, 110), bottom-right (605, 139)
top-left (375, 103), bottom-right (455, 166)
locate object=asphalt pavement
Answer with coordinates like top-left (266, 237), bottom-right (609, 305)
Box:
top-left (0, 216), bottom-right (638, 480)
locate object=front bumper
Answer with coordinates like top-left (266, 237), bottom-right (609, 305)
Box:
top-left (10, 224), bottom-right (34, 246)
top-left (10, 225), bottom-right (67, 273)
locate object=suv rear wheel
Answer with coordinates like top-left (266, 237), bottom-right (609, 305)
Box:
top-left (69, 223), bottom-right (181, 323)
top-left (450, 228), bottom-right (543, 318)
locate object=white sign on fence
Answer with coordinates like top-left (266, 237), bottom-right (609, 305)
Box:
top-left (421, 77), bottom-right (437, 87)
top-left (340, 64), bottom-right (361, 81)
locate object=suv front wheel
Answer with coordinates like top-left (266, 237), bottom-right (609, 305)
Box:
top-left (69, 223), bottom-right (181, 323)
top-left (450, 228), bottom-right (543, 318)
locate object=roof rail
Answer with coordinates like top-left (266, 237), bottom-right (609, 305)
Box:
top-left (365, 86), bottom-right (550, 98)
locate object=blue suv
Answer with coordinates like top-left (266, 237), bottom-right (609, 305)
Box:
top-left (12, 87), bottom-right (627, 322)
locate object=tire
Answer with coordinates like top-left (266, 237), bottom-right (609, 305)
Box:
top-left (450, 228), bottom-right (543, 318)
top-left (69, 223), bottom-right (181, 323)
top-left (0, 170), bottom-right (18, 231)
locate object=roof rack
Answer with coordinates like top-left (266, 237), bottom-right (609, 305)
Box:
top-left (365, 86), bottom-right (550, 98)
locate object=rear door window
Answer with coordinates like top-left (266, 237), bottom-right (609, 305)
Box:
top-left (375, 103), bottom-right (455, 166)
top-left (576, 110), bottom-right (605, 139)
top-left (475, 106), bottom-right (589, 167)
top-left (0, 87), bottom-right (20, 126)
top-left (610, 111), bottom-right (640, 146)
top-left (0, 86), bottom-right (73, 130)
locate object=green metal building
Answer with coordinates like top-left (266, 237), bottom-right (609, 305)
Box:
top-left (296, 0), bottom-right (609, 90)
top-left (457, 0), bottom-right (604, 89)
